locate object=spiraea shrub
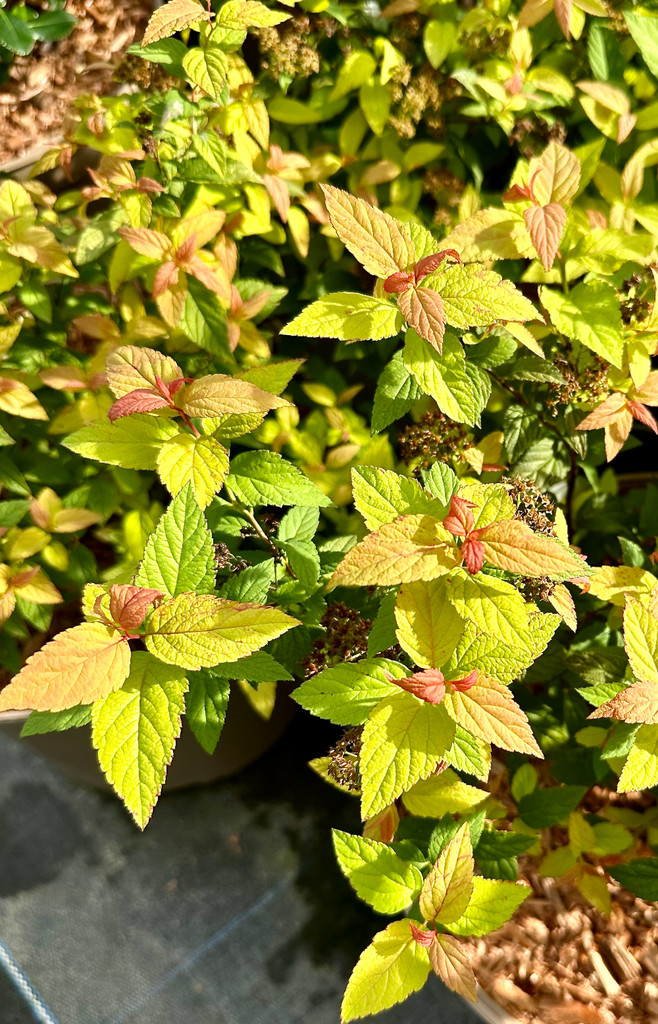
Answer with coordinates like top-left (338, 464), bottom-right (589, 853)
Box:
top-left (4, 0), bottom-right (658, 1017)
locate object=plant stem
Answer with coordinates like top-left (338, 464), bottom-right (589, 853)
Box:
top-left (566, 448), bottom-right (578, 535)
top-left (172, 407), bottom-right (200, 437)
top-left (559, 256), bottom-right (570, 296)
top-left (224, 487), bottom-right (297, 580)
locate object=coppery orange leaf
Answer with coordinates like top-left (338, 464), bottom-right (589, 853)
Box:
top-left (577, 392), bottom-right (627, 431)
top-left (524, 203), bottom-right (566, 271)
top-left (108, 584), bottom-right (163, 632)
top-left (553, 0), bottom-right (572, 38)
top-left (397, 287), bottom-right (446, 353)
top-left (321, 184), bottom-right (415, 279)
top-left (605, 409), bottom-right (634, 461)
top-left (548, 583), bottom-right (577, 631)
top-left (479, 518), bottom-right (586, 579)
top-left (118, 226), bottom-right (172, 259)
top-left (0, 622), bottom-right (131, 712)
top-left (443, 672), bottom-right (543, 756)
top-left (429, 934), bottom-right (477, 1002)
top-left (589, 680), bottom-right (658, 725)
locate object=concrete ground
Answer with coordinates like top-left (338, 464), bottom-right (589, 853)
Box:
top-left (0, 709), bottom-right (484, 1024)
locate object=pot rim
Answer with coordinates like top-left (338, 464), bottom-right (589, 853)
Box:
top-left (0, 710), bottom-right (30, 724)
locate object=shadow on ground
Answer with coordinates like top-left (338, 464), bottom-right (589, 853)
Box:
top-left (0, 709), bottom-right (483, 1024)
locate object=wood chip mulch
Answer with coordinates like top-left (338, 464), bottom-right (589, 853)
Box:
top-left (471, 868), bottom-right (658, 1024)
top-left (470, 765), bottom-right (658, 1019)
top-left (471, 765), bottom-right (658, 1023)
top-left (0, 0), bottom-right (154, 166)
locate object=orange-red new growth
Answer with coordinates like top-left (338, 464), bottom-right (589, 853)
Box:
top-left (108, 372), bottom-right (191, 422)
top-left (443, 495), bottom-right (486, 574)
top-left (410, 924), bottom-right (436, 948)
top-left (388, 668), bottom-right (446, 704)
top-left (386, 667), bottom-right (478, 705)
top-left (383, 249), bottom-right (462, 293)
top-left (95, 584), bottom-right (163, 637)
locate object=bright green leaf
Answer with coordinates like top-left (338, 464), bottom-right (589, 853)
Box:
top-left (292, 658), bottom-right (404, 725)
top-left (91, 652), bottom-right (187, 829)
top-left (185, 668), bottom-right (231, 754)
top-left (403, 330), bottom-right (491, 426)
top-left (371, 352), bottom-right (422, 433)
top-left (136, 483), bottom-right (216, 598)
top-left (540, 281), bottom-right (623, 368)
top-left (360, 691), bottom-right (455, 818)
top-left (352, 467), bottom-right (450, 531)
top-left (64, 415), bottom-right (179, 471)
top-left (448, 876), bottom-right (529, 937)
top-left (333, 829), bottom-right (423, 914)
top-left (226, 451), bottom-right (332, 507)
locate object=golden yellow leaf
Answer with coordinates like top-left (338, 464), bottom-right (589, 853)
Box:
top-left (548, 583), bottom-right (577, 630)
top-left (403, 769), bottom-right (487, 816)
top-left (13, 568), bottom-right (62, 605)
top-left (480, 518), bottom-right (587, 579)
top-left (395, 579), bottom-right (464, 668)
top-left (588, 565), bottom-right (656, 606)
top-left (443, 672), bottom-right (543, 757)
top-left (529, 142), bottom-right (581, 206)
top-left (419, 822), bottom-right (474, 925)
top-left (106, 345), bottom-right (183, 399)
top-left (156, 433), bottom-right (230, 508)
top-left (180, 374), bottom-right (289, 419)
top-left (321, 183), bottom-right (415, 279)
top-left (0, 378), bottom-right (48, 420)
top-left (623, 598), bottom-right (658, 684)
top-left (328, 515), bottom-right (461, 589)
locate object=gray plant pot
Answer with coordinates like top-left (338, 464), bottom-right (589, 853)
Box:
top-left (0, 683), bottom-right (296, 791)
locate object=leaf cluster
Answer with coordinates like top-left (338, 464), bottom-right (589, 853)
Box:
top-left (3, 0), bottom-right (658, 1016)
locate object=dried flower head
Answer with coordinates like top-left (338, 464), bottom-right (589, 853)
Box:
top-left (303, 602), bottom-right (371, 677)
top-left (327, 726), bottom-right (363, 793)
top-left (398, 410), bottom-right (474, 471)
top-left (503, 475), bottom-right (556, 537)
top-left (256, 16), bottom-right (321, 78)
top-left (518, 575), bottom-right (557, 602)
top-left (546, 353), bottom-right (609, 414)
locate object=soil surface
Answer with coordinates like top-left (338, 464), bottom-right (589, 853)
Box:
top-left (0, 0), bottom-right (153, 166)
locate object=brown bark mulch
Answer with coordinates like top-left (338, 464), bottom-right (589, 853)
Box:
top-left (0, 0), bottom-right (154, 166)
top-left (473, 868), bottom-right (658, 1024)
top-left (473, 766), bottom-right (658, 1023)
